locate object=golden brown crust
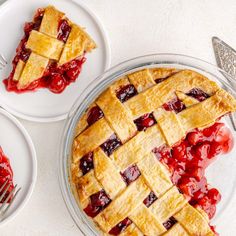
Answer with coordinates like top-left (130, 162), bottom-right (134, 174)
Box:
top-left (94, 177), bottom-right (149, 232)
top-left (59, 24), bottom-right (96, 65)
top-left (111, 125), bottom-right (165, 170)
top-left (17, 53), bottom-right (49, 89)
top-left (109, 76), bottom-right (130, 93)
top-left (162, 223), bottom-right (189, 236)
top-left (96, 87), bottom-right (137, 143)
top-left (118, 224), bottom-right (143, 236)
top-left (77, 170), bottom-right (102, 208)
top-left (39, 5), bottom-right (65, 38)
top-left (174, 204), bottom-right (214, 235)
top-left (74, 103), bottom-right (97, 137)
top-left (128, 69), bottom-right (156, 92)
top-left (71, 68), bottom-right (236, 235)
top-left (73, 118), bottom-right (113, 163)
top-left (178, 89), bottom-right (236, 132)
top-left (150, 186), bottom-right (188, 222)
top-left (129, 204), bottom-right (166, 235)
top-left (13, 60), bottom-right (25, 81)
top-left (26, 30), bottom-right (64, 60)
top-left (94, 148), bottom-right (126, 198)
top-left (125, 70), bottom-right (220, 119)
top-left (137, 153), bottom-right (172, 196)
top-left (154, 109), bottom-right (185, 146)
top-left (150, 68), bottom-right (179, 80)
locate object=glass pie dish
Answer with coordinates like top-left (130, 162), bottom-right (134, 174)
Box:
top-left (58, 53), bottom-right (236, 235)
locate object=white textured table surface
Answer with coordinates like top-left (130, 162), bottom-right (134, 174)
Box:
top-left (1, 0), bottom-right (236, 235)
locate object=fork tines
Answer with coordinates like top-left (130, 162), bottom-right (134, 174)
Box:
top-left (0, 179), bottom-right (21, 218)
top-left (0, 54), bottom-right (7, 70)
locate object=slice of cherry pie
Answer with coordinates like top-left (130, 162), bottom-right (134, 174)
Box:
top-left (71, 68), bottom-right (236, 235)
top-left (4, 5), bottom-right (96, 94)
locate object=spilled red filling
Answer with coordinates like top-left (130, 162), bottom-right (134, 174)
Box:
top-left (0, 147), bottom-right (14, 203)
top-left (3, 9), bottom-right (86, 94)
top-left (153, 122), bottom-right (233, 219)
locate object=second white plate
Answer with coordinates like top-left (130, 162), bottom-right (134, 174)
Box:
top-left (0, 108), bottom-right (37, 227)
top-left (0, 0), bottom-right (110, 122)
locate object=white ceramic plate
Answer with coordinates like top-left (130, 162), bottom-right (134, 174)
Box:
top-left (0, 108), bottom-right (37, 227)
top-left (0, 0), bottom-right (110, 122)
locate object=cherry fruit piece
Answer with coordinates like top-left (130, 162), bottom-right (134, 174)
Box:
top-left (207, 188), bottom-right (221, 204)
top-left (48, 74), bottom-right (66, 93)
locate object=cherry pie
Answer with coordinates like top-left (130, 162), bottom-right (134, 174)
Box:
top-left (4, 5), bottom-right (96, 93)
top-left (71, 68), bottom-right (236, 235)
top-left (0, 147), bottom-right (14, 203)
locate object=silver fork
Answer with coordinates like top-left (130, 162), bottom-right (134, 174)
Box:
top-left (0, 179), bottom-right (21, 220)
top-left (0, 54), bottom-right (7, 70)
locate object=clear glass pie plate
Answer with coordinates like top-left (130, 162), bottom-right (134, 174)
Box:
top-left (58, 53), bottom-right (236, 235)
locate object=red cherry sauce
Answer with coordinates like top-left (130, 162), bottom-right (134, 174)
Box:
top-left (163, 217), bottom-right (177, 230)
top-left (109, 218), bottom-right (132, 235)
top-left (186, 88), bottom-right (210, 102)
top-left (153, 122), bottom-right (233, 220)
top-left (57, 19), bottom-right (71, 43)
top-left (116, 84), bottom-right (137, 103)
top-left (143, 191), bottom-right (158, 207)
top-left (0, 147), bottom-right (14, 203)
top-left (84, 189), bottom-right (111, 218)
top-left (163, 97), bottom-right (186, 113)
top-left (80, 152), bottom-right (94, 175)
top-left (3, 10), bottom-right (86, 94)
top-left (155, 77), bottom-right (168, 84)
top-left (100, 134), bottom-right (122, 156)
top-left (87, 106), bottom-right (104, 126)
top-left (121, 164), bottom-right (141, 185)
top-left (134, 113), bottom-right (156, 131)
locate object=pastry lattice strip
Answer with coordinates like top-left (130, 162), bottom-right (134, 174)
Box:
top-left (72, 68), bottom-right (236, 235)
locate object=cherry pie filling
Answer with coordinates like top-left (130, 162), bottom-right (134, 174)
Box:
top-left (80, 86), bottom-right (233, 235)
top-left (80, 152), bottom-right (94, 175)
top-left (186, 88), bottom-right (210, 101)
top-left (134, 113), bottom-right (156, 131)
top-left (100, 134), bottom-right (122, 156)
top-left (162, 97), bottom-right (186, 113)
top-left (109, 217), bottom-right (132, 235)
top-left (4, 9), bottom-right (86, 94)
top-left (143, 191), bottom-right (158, 207)
top-left (84, 189), bottom-right (111, 218)
top-left (0, 147), bottom-right (14, 203)
top-left (163, 217), bottom-right (178, 230)
top-left (121, 164), bottom-right (141, 185)
top-left (116, 84), bottom-right (137, 103)
top-left (87, 106), bottom-right (104, 126)
top-left (153, 122), bottom-right (233, 221)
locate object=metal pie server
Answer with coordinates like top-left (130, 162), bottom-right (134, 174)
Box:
top-left (212, 36), bottom-right (236, 130)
